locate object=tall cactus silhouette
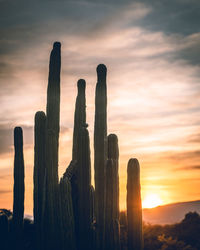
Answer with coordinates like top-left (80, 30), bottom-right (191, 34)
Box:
top-left (94, 64), bottom-right (107, 250)
top-left (76, 127), bottom-right (92, 250)
top-left (44, 41), bottom-right (61, 250)
top-left (13, 127), bottom-right (24, 234)
top-left (105, 134), bottom-right (120, 250)
top-left (127, 158), bottom-right (143, 250)
top-left (72, 79), bottom-right (86, 161)
top-left (33, 111), bottom-right (46, 250)
top-left (71, 79), bottom-right (87, 247)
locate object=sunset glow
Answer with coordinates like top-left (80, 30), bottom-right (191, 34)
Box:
top-left (142, 194), bottom-right (163, 209)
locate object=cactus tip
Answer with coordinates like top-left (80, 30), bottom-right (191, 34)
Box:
top-left (128, 158), bottom-right (140, 172)
top-left (97, 64), bottom-right (107, 80)
top-left (14, 126), bottom-right (22, 133)
top-left (35, 111), bottom-right (46, 119)
top-left (77, 79), bottom-right (86, 89)
top-left (53, 41), bottom-right (61, 49)
top-left (108, 133), bottom-right (118, 142)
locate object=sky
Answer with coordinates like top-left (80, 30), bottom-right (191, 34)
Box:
top-left (0, 0), bottom-right (200, 214)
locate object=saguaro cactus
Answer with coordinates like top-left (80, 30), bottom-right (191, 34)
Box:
top-left (46, 41), bottom-right (61, 177)
top-left (59, 177), bottom-right (76, 250)
top-left (0, 212), bottom-right (9, 250)
top-left (107, 134), bottom-right (119, 220)
top-left (44, 41), bottom-right (61, 250)
top-left (127, 158), bottom-right (143, 250)
top-left (90, 185), bottom-right (95, 250)
top-left (33, 111), bottom-right (46, 250)
top-left (94, 64), bottom-right (107, 250)
top-left (105, 159), bottom-right (120, 250)
top-left (77, 127), bottom-right (91, 250)
top-left (105, 133), bottom-right (120, 250)
top-left (90, 185), bottom-right (95, 225)
top-left (72, 79), bottom-right (86, 161)
top-left (71, 79), bottom-right (87, 247)
top-left (13, 127), bottom-right (25, 234)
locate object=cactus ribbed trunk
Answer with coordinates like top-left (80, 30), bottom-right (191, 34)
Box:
top-left (77, 127), bottom-right (91, 250)
top-left (13, 127), bottom-right (24, 234)
top-left (90, 185), bottom-right (95, 225)
top-left (44, 41), bottom-right (61, 250)
top-left (71, 79), bottom-right (87, 247)
top-left (59, 177), bottom-right (76, 250)
top-left (90, 185), bottom-right (95, 250)
top-left (72, 79), bottom-right (86, 161)
top-left (33, 111), bottom-right (46, 250)
top-left (105, 134), bottom-right (120, 250)
top-left (105, 159), bottom-right (120, 250)
top-left (94, 64), bottom-right (107, 250)
top-left (127, 158), bottom-right (143, 250)
top-left (107, 134), bottom-right (120, 219)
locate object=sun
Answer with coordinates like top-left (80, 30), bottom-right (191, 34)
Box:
top-left (142, 194), bottom-right (163, 208)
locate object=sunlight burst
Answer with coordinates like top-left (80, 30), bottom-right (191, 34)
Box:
top-left (142, 194), bottom-right (163, 208)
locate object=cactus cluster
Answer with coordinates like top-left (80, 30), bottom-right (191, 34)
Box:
top-left (8, 42), bottom-right (144, 250)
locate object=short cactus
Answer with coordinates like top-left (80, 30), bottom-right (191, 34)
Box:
top-left (127, 158), bottom-right (143, 250)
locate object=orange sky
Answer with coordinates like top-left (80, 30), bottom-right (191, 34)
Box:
top-left (0, 1), bottom-right (200, 215)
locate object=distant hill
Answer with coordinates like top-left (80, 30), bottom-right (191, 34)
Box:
top-left (143, 200), bottom-right (200, 224)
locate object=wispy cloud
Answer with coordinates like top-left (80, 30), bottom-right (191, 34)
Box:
top-left (176, 165), bottom-right (200, 171)
top-left (0, 189), bottom-right (11, 194)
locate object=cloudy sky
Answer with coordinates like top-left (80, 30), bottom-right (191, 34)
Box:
top-left (0, 0), bottom-right (200, 214)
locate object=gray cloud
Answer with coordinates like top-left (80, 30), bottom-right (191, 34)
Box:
top-left (0, 0), bottom-right (200, 94)
top-left (167, 150), bottom-right (200, 161)
top-left (133, 0), bottom-right (200, 65)
top-left (139, 0), bottom-right (200, 35)
top-left (0, 1), bottom-right (199, 53)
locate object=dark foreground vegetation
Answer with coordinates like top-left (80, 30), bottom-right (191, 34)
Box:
top-left (1, 209), bottom-right (199, 250)
top-left (121, 211), bottom-right (200, 250)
